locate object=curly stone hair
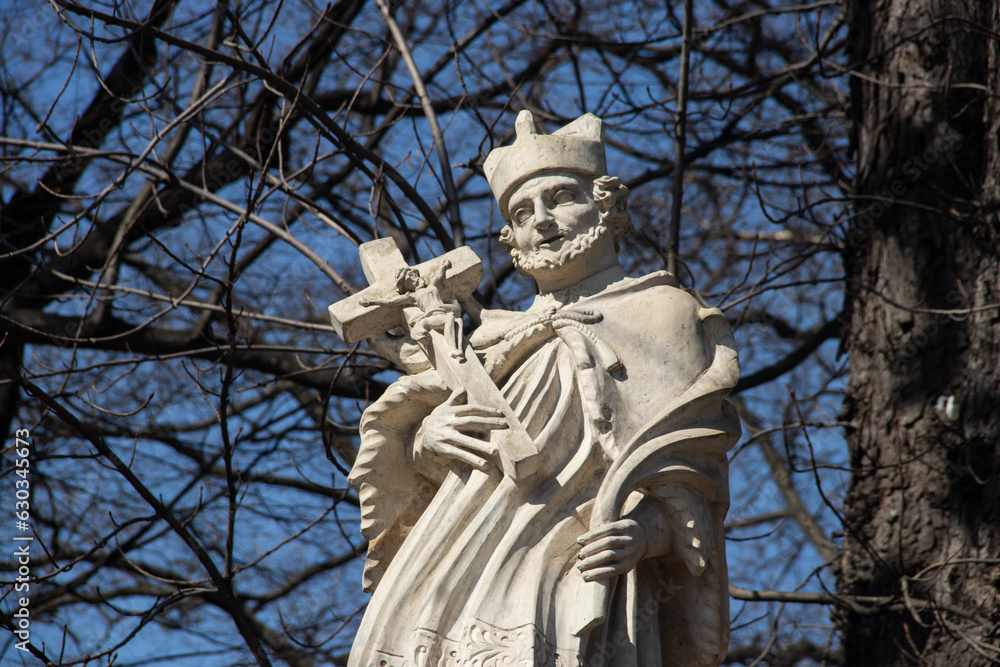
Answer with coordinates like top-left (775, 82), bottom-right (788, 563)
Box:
top-left (498, 174), bottom-right (632, 254)
top-left (590, 175), bottom-right (633, 250)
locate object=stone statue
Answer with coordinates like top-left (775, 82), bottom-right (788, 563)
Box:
top-left (328, 111), bottom-right (741, 667)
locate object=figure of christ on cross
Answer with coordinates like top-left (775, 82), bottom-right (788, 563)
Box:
top-left (358, 261), bottom-right (465, 360)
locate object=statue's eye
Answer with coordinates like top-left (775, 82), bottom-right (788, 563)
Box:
top-left (512, 207), bottom-right (532, 225)
top-left (553, 189), bottom-right (576, 205)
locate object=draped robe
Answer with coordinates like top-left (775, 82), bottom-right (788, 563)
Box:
top-left (347, 269), bottom-right (740, 667)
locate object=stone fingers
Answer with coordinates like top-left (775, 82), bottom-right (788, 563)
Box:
top-left (577, 533), bottom-right (636, 561)
top-left (578, 519), bottom-right (636, 543)
top-left (441, 431), bottom-right (497, 457)
top-left (575, 518), bottom-right (648, 581)
top-left (432, 442), bottom-right (490, 471)
top-left (576, 540), bottom-right (642, 581)
top-left (579, 565), bottom-right (631, 582)
top-left (454, 413), bottom-right (507, 433)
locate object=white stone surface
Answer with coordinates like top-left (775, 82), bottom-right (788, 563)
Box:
top-left (330, 111), bottom-right (741, 667)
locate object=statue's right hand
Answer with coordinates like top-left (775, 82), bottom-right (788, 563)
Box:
top-left (419, 391), bottom-right (507, 470)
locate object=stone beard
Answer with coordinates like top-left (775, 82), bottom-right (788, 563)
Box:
top-left (338, 112), bottom-right (739, 667)
top-left (509, 216), bottom-right (608, 274)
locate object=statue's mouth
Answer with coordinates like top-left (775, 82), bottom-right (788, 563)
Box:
top-left (538, 233), bottom-right (564, 248)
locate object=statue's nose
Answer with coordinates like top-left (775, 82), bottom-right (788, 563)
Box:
top-left (533, 205), bottom-right (555, 230)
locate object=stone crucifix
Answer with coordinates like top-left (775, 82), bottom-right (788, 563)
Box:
top-left (328, 237), bottom-right (539, 479)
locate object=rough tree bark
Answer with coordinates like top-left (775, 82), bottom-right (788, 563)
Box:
top-left (840, 0), bottom-right (1000, 663)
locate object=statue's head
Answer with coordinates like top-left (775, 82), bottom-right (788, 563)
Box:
top-left (484, 111), bottom-right (632, 284)
top-left (394, 267), bottom-right (423, 293)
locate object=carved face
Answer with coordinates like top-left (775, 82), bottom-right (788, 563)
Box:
top-left (395, 268), bottom-right (422, 293)
top-left (506, 173), bottom-right (612, 278)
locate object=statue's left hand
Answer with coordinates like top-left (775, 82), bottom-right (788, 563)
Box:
top-left (575, 519), bottom-right (648, 581)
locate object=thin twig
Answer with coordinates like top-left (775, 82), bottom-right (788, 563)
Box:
top-left (668, 0), bottom-right (694, 278)
top-left (375, 0), bottom-right (463, 246)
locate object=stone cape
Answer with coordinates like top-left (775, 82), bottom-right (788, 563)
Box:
top-left (347, 268), bottom-right (740, 667)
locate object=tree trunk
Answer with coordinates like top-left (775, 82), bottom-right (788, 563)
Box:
top-left (840, 1), bottom-right (1000, 664)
